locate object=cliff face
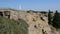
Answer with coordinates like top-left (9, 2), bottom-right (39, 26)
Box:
top-left (0, 9), bottom-right (59, 34)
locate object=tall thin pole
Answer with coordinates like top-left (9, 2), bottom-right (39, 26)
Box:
top-left (19, 4), bottom-right (22, 10)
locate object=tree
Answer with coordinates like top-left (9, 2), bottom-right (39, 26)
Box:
top-left (48, 10), bottom-right (52, 25)
top-left (52, 10), bottom-right (60, 29)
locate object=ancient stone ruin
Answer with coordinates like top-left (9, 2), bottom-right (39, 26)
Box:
top-left (0, 10), bottom-right (10, 18)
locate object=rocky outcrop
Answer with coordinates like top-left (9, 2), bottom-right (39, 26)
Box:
top-left (17, 11), bottom-right (58, 34)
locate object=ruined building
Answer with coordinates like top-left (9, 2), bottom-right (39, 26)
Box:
top-left (0, 9), bottom-right (10, 18)
top-left (0, 9), bottom-right (19, 20)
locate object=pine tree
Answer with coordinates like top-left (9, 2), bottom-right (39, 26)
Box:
top-left (52, 10), bottom-right (60, 29)
top-left (48, 10), bottom-right (52, 25)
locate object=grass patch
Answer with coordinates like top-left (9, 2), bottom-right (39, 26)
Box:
top-left (0, 17), bottom-right (29, 34)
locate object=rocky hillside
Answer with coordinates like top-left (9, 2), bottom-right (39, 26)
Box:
top-left (0, 9), bottom-right (59, 34)
top-left (18, 11), bottom-right (58, 34)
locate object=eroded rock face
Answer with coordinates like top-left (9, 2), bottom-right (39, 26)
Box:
top-left (17, 11), bottom-right (59, 34)
top-left (0, 9), bottom-right (59, 34)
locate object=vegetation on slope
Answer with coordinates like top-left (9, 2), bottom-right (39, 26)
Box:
top-left (52, 11), bottom-right (60, 29)
top-left (0, 17), bottom-right (29, 34)
top-left (48, 10), bottom-right (52, 25)
top-left (48, 10), bottom-right (60, 29)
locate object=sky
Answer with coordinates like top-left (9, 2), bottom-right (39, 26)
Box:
top-left (0, 0), bottom-right (60, 11)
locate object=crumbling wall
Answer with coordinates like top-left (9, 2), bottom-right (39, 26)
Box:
top-left (0, 10), bottom-right (10, 18)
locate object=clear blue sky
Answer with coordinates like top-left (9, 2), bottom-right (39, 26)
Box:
top-left (0, 0), bottom-right (60, 11)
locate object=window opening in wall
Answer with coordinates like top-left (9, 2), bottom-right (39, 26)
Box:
top-left (0, 12), bottom-right (3, 17)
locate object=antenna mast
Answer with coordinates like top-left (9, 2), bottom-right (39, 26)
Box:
top-left (19, 4), bottom-right (22, 10)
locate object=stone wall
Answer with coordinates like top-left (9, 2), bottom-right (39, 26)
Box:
top-left (0, 10), bottom-right (10, 18)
